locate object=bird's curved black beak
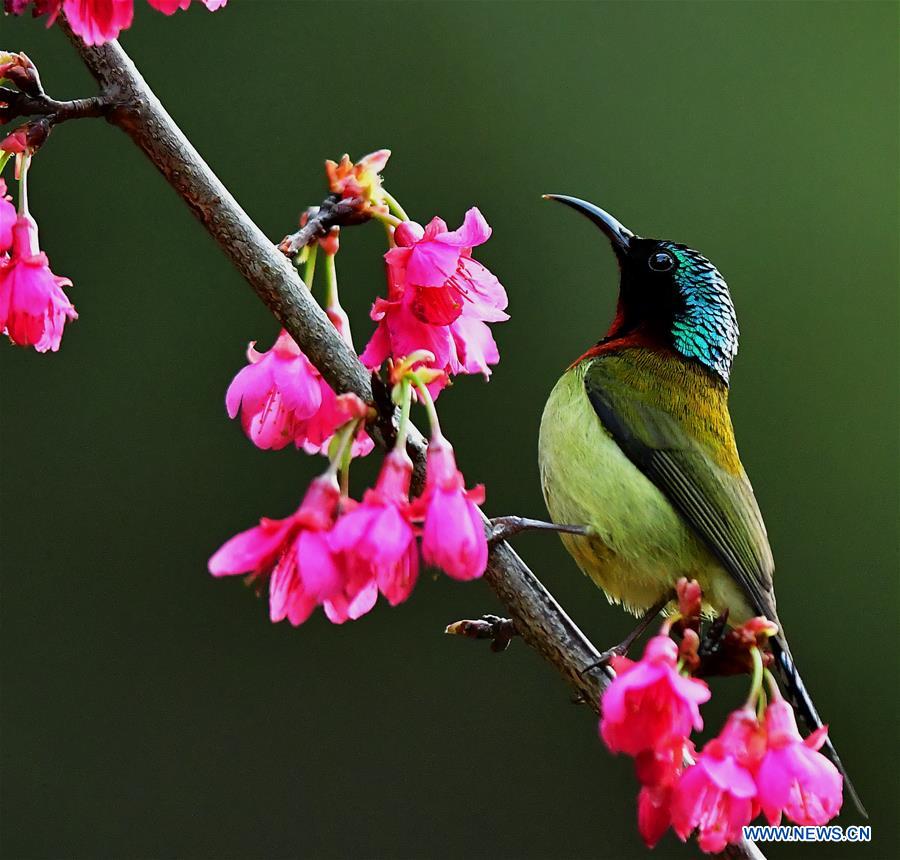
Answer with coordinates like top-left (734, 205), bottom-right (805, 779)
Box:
top-left (543, 194), bottom-right (635, 259)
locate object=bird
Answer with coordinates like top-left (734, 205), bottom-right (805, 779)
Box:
top-left (535, 194), bottom-right (864, 816)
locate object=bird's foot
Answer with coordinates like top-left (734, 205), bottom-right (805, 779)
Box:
top-left (488, 515), bottom-right (592, 546)
top-left (580, 595), bottom-right (672, 675)
top-left (445, 614), bottom-right (518, 652)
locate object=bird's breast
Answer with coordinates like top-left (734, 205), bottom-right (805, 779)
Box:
top-left (538, 363), bottom-right (736, 615)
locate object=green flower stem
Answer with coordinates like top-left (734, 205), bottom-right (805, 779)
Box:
top-left (756, 685), bottom-right (768, 721)
top-left (325, 418), bottom-right (359, 480)
top-left (339, 445), bottom-right (352, 497)
top-left (323, 251), bottom-right (339, 309)
top-left (17, 154), bottom-right (29, 215)
top-left (302, 243), bottom-right (318, 290)
top-left (371, 210), bottom-right (402, 229)
top-left (395, 379), bottom-right (412, 451)
top-left (413, 378), bottom-right (442, 440)
top-left (382, 190), bottom-right (410, 222)
top-left (746, 646), bottom-right (764, 709)
top-left (0, 151), bottom-right (12, 178)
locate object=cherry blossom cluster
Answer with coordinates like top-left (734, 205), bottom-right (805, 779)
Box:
top-left (600, 580), bottom-right (843, 853)
top-left (0, 56), bottom-right (76, 351)
top-left (210, 151), bottom-right (507, 625)
top-left (5, 0), bottom-right (226, 47)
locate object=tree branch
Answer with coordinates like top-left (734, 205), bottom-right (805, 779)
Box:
top-left (60, 23), bottom-right (761, 860)
top-left (0, 87), bottom-right (109, 123)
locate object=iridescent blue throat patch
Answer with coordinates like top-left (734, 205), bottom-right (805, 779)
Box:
top-left (668, 245), bottom-right (739, 383)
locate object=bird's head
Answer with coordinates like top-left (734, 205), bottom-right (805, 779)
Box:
top-left (545, 194), bottom-right (739, 384)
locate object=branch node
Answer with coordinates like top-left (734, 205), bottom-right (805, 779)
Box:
top-left (278, 195), bottom-right (372, 257)
top-left (445, 614), bottom-right (518, 652)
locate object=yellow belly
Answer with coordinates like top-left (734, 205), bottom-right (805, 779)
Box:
top-left (538, 363), bottom-right (751, 618)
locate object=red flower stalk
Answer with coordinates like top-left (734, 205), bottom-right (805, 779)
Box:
top-left (600, 635), bottom-right (710, 756)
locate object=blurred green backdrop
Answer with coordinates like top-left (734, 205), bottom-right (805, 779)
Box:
top-left (2, 2), bottom-right (898, 858)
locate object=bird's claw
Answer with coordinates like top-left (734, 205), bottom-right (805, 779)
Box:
top-left (488, 515), bottom-right (592, 546)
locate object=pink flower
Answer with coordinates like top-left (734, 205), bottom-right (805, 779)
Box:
top-left (634, 738), bottom-right (692, 849)
top-left (360, 208), bottom-right (507, 393)
top-left (297, 384), bottom-right (374, 459)
top-left (146, 0), bottom-right (189, 11)
top-left (637, 786), bottom-right (672, 850)
top-left (390, 210), bottom-right (508, 326)
top-left (755, 697), bottom-right (843, 826)
top-left (0, 213), bottom-right (77, 352)
top-left (63, 0), bottom-right (134, 46)
top-left (147, 0), bottom-right (226, 12)
top-left (331, 450), bottom-right (418, 607)
top-left (600, 635), bottom-right (711, 757)
top-left (412, 436), bottom-right (487, 581)
top-left (5, 0), bottom-right (226, 44)
top-left (0, 180), bottom-right (15, 253)
top-left (226, 329), bottom-right (323, 450)
top-left (3, 0), bottom-right (60, 21)
top-left (672, 709), bottom-right (763, 854)
top-left (209, 475), bottom-right (374, 626)
top-left (225, 330), bottom-right (373, 456)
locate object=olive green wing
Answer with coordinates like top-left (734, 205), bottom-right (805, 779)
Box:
top-left (583, 361), bottom-right (777, 621)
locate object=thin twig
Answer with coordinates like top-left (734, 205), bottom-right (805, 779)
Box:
top-left (58, 22), bottom-right (761, 859)
top-left (277, 196), bottom-right (371, 257)
top-left (0, 87), bottom-right (110, 123)
top-left (446, 614), bottom-right (519, 652)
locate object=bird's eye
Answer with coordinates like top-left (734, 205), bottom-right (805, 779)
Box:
top-left (649, 251), bottom-right (675, 272)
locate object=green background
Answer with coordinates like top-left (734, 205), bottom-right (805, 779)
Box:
top-left (2, 2), bottom-right (898, 858)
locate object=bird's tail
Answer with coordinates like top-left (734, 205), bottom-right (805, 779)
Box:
top-left (770, 633), bottom-right (867, 818)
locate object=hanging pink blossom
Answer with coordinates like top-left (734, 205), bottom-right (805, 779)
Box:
top-left (147, 0), bottom-right (227, 13)
top-left (600, 635), bottom-right (710, 757)
top-left (4, 0), bottom-right (227, 45)
top-left (331, 449), bottom-right (418, 607)
top-left (146, 0), bottom-right (189, 11)
top-left (226, 329), bottom-right (323, 450)
top-left (225, 329), bottom-right (373, 456)
top-left (361, 208), bottom-right (508, 394)
top-left (208, 475), bottom-right (373, 626)
top-left (297, 384), bottom-right (374, 459)
top-left (0, 213), bottom-right (77, 351)
top-left (412, 436), bottom-right (487, 581)
top-left (633, 738), bottom-right (692, 849)
top-left (61, 0), bottom-right (134, 46)
top-left (755, 697), bottom-right (843, 826)
top-left (389, 210), bottom-right (508, 326)
top-left (671, 709), bottom-right (763, 853)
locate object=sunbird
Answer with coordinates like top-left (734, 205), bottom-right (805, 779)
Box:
top-left (534, 195), bottom-right (863, 815)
